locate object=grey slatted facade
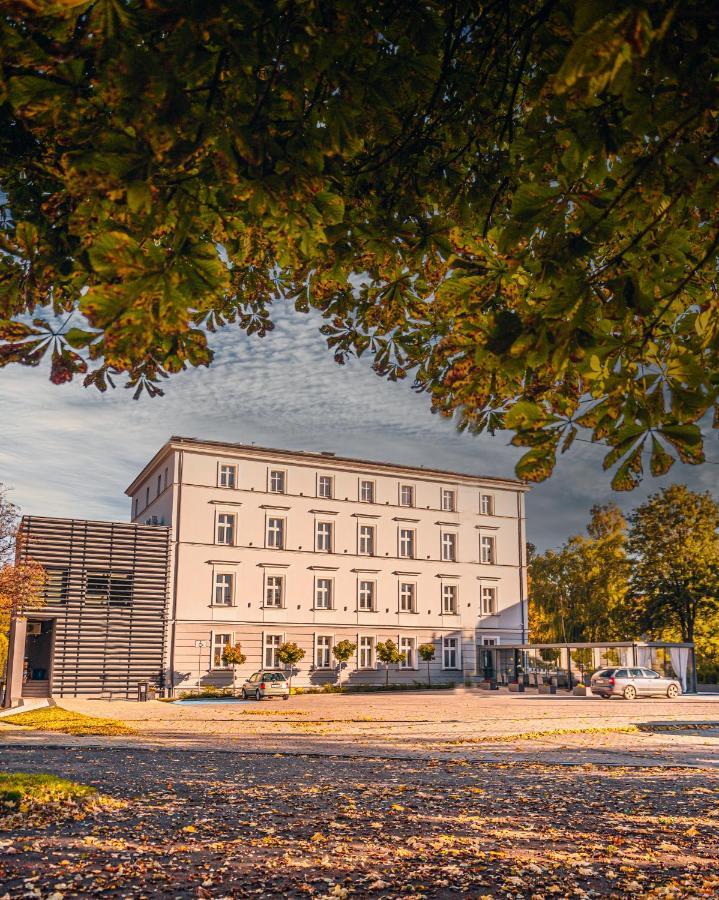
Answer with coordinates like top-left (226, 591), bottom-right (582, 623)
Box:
top-left (18, 517), bottom-right (170, 698)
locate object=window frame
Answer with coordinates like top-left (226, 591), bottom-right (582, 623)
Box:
top-left (398, 527), bottom-right (416, 559)
top-left (359, 479), bottom-right (375, 503)
top-left (358, 635), bottom-right (375, 669)
top-left (480, 494), bottom-right (494, 516)
top-left (317, 474), bottom-right (334, 499)
top-left (399, 636), bottom-right (417, 669)
top-left (218, 463), bottom-right (237, 489)
top-left (264, 574), bottom-right (285, 608)
top-left (314, 635), bottom-right (333, 669)
top-left (211, 631), bottom-right (233, 669)
top-left (358, 523), bottom-right (376, 556)
top-left (213, 572), bottom-right (234, 606)
top-left (268, 469), bottom-right (287, 494)
top-left (358, 579), bottom-right (376, 612)
top-left (315, 520), bottom-right (334, 553)
top-left (399, 484), bottom-right (415, 508)
top-left (442, 636), bottom-right (461, 670)
top-left (398, 581), bottom-right (416, 613)
top-left (481, 585), bottom-right (497, 615)
top-left (480, 534), bottom-right (495, 564)
top-left (216, 512), bottom-right (236, 546)
top-left (266, 516), bottom-right (286, 550)
top-left (441, 531), bottom-right (457, 562)
top-left (441, 583), bottom-right (458, 615)
top-left (263, 632), bottom-right (284, 669)
top-left (441, 489), bottom-right (456, 512)
top-left (314, 577), bottom-right (333, 610)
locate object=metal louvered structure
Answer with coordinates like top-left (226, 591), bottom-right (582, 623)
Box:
top-left (17, 517), bottom-right (170, 698)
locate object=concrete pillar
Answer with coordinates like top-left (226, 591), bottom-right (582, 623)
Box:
top-left (2, 616), bottom-right (27, 709)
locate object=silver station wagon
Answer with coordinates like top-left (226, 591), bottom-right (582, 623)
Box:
top-left (590, 667), bottom-right (681, 700)
top-left (241, 671), bottom-right (290, 701)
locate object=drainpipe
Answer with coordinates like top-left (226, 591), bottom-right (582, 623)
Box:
top-left (516, 492), bottom-right (527, 665)
top-left (167, 449), bottom-right (184, 697)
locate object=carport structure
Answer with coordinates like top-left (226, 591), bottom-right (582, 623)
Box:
top-left (485, 641), bottom-right (697, 694)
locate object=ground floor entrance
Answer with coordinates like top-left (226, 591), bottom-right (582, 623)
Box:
top-left (21, 619), bottom-right (55, 699)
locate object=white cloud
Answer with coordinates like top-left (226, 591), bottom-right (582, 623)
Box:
top-left (1, 304), bottom-right (717, 550)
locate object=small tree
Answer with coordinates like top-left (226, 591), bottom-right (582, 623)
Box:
top-left (418, 643), bottom-right (436, 686)
top-left (376, 639), bottom-right (406, 687)
top-left (221, 641), bottom-right (246, 694)
top-left (332, 640), bottom-right (357, 685)
top-left (276, 641), bottom-right (306, 690)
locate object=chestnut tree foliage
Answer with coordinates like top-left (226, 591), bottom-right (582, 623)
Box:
top-left (1, 0), bottom-right (718, 488)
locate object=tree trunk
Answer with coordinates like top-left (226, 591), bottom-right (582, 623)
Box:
top-left (427, 659), bottom-right (431, 686)
top-left (385, 664), bottom-right (389, 687)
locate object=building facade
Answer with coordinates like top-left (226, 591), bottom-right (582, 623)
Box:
top-left (4, 517), bottom-right (170, 705)
top-left (126, 437), bottom-right (529, 692)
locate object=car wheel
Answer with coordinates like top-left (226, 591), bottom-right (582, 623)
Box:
top-left (255, 689), bottom-right (262, 701)
top-left (667, 684), bottom-right (680, 699)
top-left (283, 694), bottom-right (289, 701)
top-left (623, 685), bottom-right (637, 700)
top-left (601, 694), bottom-right (611, 700)
top-left (241, 689), bottom-right (248, 700)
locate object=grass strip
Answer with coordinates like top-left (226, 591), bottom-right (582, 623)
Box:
top-left (0, 706), bottom-right (135, 736)
top-left (0, 772), bottom-right (95, 813)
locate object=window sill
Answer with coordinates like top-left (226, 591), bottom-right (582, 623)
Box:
top-left (357, 609), bottom-right (378, 614)
top-left (210, 603), bottom-right (236, 608)
top-left (261, 605), bottom-right (285, 610)
top-left (312, 607), bottom-right (334, 612)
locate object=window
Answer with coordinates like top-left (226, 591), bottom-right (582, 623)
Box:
top-left (216, 513), bottom-right (235, 545)
top-left (399, 582), bottom-right (416, 613)
top-left (157, 474), bottom-right (162, 496)
top-left (212, 632), bottom-right (232, 668)
top-left (133, 497), bottom-right (138, 518)
top-left (219, 464), bottom-right (236, 488)
top-left (315, 635), bottom-right (332, 668)
top-left (359, 524), bottom-right (375, 556)
top-left (214, 573), bottom-right (233, 606)
top-left (269, 470), bottom-right (286, 493)
top-left (264, 633), bottom-right (283, 668)
top-left (315, 578), bottom-right (333, 610)
top-left (480, 535), bottom-right (495, 564)
top-left (145, 486), bottom-right (150, 507)
top-left (86, 572), bottom-right (132, 606)
top-left (316, 521), bottom-right (333, 552)
top-left (164, 467), bottom-right (168, 490)
top-left (443, 636), bottom-right (459, 669)
top-left (266, 517), bottom-right (285, 549)
top-left (400, 484), bottom-right (414, 507)
top-left (400, 637), bottom-right (416, 669)
top-left (481, 586), bottom-right (497, 615)
top-left (360, 480), bottom-right (375, 503)
top-left (318, 475), bottom-right (333, 499)
top-left (358, 636), bottom-right (375, 669)
top-left (441, 531), bottom-right (457, 562)
top-left (399, 528), bottom-right (415, 559)
top-left (442, 584), bottom-right (457, 614)
top-left (358, 580), bottom-right (375, 611)
top-left (441, 489), bottom-right (456, 512)
top-left (480, 494), bottom-right (494, 515)
top-left (44, 568), bottom-right (69, 603)
top-left (265, 576), bottom-right (284, 608)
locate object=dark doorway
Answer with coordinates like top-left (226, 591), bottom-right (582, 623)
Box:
top-left (22, 619), bottom-right (54, 698)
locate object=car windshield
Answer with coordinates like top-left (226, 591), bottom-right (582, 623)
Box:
top-left (596, 669), bottom-right (615, 677)
top-left (263, 673), bottom-right (287, 682)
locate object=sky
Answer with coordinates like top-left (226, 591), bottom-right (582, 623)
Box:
top-left (2, 304), bottom-right (718, 552)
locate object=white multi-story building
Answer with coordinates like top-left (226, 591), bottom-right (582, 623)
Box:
top-left (126, 436), bottom-right (529, 691)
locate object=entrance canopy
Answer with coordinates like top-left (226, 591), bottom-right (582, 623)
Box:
top-left (493, 641), bottom-right (696, 693)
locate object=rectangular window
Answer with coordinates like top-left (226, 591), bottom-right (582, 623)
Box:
top-left (480, 494), bottom-right (494, 515)
top-left (265, 576), bottom-right (284, 608)
top-left (442, 584), bottom-right (457, 614)
top-left (145, 486), bottom-right (150, 507)
top-left (316, 521), bottom-right (333, 552)
top-left (441, 531), bottom-right (457, 562)
top-left (266, 517), bottom-right (285, 549)
top-left (399, 637), bottom-right (416, 669)
top-left (399, 528), bottom-right (415, 559)
top-left (315, 635), bottom-right (332, 668)
top-left (44, 568), bottom-right (69, 603)
top-left (360, 480), bottom-right (375, 503)
top-left (358, 580), bottom-right (375, 611)
top-left (441, 489), bottom-right (456, 512)
top-left (480, 535), bottom-right (495, 564)
top-left (219, 464), bottom-right (236, 488)
top-left (216, 513), bottom-right (235, 545)
top-left (481, 586), bottom-right (497, 615)
top-left (264, 633), bottom-right (283, 668)
top-left (133, 497), bottom-right (138, 518)
top-left (269, 470), bottom-right (286, 493)
top-left (214, 573), bottom-right (233, 606)
top-left (318, 475), bottom-right (333, 499)
top-left (86, 572), bottom-right (132, 606)
top-left (315, 578), bottom-right (333, 610)
top-left (359, 524), bottom-right (375, 556)
top-left (157, 474), bottom-right (162, 496)
top-left (164, 467), bottom-right (168, 490)
top-left (212, 632), bottom-right (232, 668)
top-left (400, 484), bottom-right (414, 507)
top-left (358, 636), bottom-right (375, 669)
top-left (443, 636), bottom-right (459, 669)
top-left (399, 582), bottom-right (416, 613)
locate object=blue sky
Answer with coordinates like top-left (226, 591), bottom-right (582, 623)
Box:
top-left (1, 305), bottom-right (717, 551)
